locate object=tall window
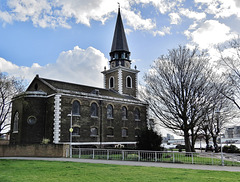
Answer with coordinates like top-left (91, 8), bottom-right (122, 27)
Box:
top-left (122, 106), bottom-right (127, 119)
top-left (91, 103), bottom-right (98, 117)
top-left (134, 108), bottom-right (140, 120)
top-left (13, 112), bottom-right (19, 133)
top-left (126, 76), bottom-right (132, 88)
top-left (72, 100), bottom-right (80, 115)
top-left (109, 77), bottom-right (114, 88)
top-left (107, 104), bottom-right (113, 118)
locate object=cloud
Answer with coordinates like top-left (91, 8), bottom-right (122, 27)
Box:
top-left (185, 20), bottom-right (235, 50)
top-left (0, 46), bottom-right (108, 88)
top-left (0, 0), bottom-right (182, 37)
top-left (195, 0), bottom-right (240, 19)
top-left (169, 12), bottom-right (181, 24)
top-left (180, 8), bottom-right (206, 21)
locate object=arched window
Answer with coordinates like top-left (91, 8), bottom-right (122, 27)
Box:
top-left (91, 103), bottom-right (98, 117)
top-left (122, 128), bottom-right (128, 137)
top-left (107, 104), bottom-right (113, 118)
top-left (72, 100), bottom-right (80, 115)
top-left (122, 106), bottom-right (127, 119)
top-left (72, 126), bottom-right (80, 136)
top-left (126, 76), bottom-right (132, 88)
top-left (13, 112), bottom-right (19, 132)
top-left (90, 127), bottom-right (98, 136)
top-left (134, 108), bottom-right (140, 120)
top-left (109, 77), bottom-right (114, 88)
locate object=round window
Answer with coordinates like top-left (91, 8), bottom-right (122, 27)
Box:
top-left (27, 116), bottom-right (37, 125)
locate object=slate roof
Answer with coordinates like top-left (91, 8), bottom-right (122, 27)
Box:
top-left (111, 8), bottom-right (129, 53)
top-left (35, 76), bottom-right (140, 102)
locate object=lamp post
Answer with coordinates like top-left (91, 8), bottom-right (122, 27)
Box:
top-left (216, 110), bottom-right (224, 166)
top-left (68, 111), bottom-right (73, 158)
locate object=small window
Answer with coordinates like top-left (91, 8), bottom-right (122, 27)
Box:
top-left (91, 103), bottom-right (98, 117)
top-left (13, 112), bottom-right (19, 132)
top-left (107, 128), bottom-right (114, 136)
top-left (72, 127), bottom-right (80, 136)
top-left (90, 127), bottom-right (98, 136)
top-left (122, 106), bottom-right (127, 119)
top-left (109, 77), bottom-right (114, 88)
top-left (122, 128), bottom-right (128, 137)
top-left (114, 53), bottom-right (118, 59)
top-left (135, 129), bottom-right (141, 137)
top-left (134, 108), bottom-right (140, 120)
top-left (107, 104), bottom-right (113, 119)
top-left (126, 76), bottom-right (132, 88)
top-left (72, 100), bottom-right (80, 115)
top-left (27, 116), bottom-right (37, 125)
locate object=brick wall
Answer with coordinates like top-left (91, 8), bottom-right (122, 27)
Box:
top-left (0, 144), bottom-right (68, 157)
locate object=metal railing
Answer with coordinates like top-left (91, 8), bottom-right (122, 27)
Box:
top-left (65, 148), bottom-right (240, 166)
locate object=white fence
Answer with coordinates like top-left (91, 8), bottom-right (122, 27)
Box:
top-left (66, 148), bottom-right (240, 166)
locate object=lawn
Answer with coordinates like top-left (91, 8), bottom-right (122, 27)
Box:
top-left (0, 160), bottom-right (239, 182)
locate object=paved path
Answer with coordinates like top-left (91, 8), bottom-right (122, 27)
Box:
top-left (1, 157), bottom-right (240, 172)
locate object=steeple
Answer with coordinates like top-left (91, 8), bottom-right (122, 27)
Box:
top-left (109, 7), bottom-right (131, 69)
top-left (102, 6), bottom-right (139, 98)
top-left (111, 7), bottom-right (129, 53)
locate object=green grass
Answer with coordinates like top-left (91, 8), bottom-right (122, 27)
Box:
top-left (0, 159), bottom-right (239, 182)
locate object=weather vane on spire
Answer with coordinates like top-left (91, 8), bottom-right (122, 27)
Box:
top-left (118, 2), bottom-right (120, 9)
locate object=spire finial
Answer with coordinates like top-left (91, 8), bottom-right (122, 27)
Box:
top-left (118, 2), bottom-right (120, 11)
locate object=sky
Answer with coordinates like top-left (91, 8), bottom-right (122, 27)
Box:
top-left (0, 0), bottom-right (240, 135)
top-left (1, 0), bottom-right (240, 88)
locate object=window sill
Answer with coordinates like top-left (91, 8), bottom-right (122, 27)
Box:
top-left (122, 118), bottom-right (128, 121)
top-left (107, 135), bottom-right (114, 137)
top-left (135, 119), bottom-right (141, 121)
top-left (12, 131), bottom-right (18, 134)
top-left (91, 116), bottom-right (99, 119)
top-left (90, 135), bottom-right (98, 138)
top-left (107, 117), bottom-right (114, 120)
top-left (72, 135), bottom-right (80, 137)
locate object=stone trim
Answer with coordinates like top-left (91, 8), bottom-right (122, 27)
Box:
top-left (53, 94), bottom-right (61, 144)
top-left (118, 68), bottom-right (123, 94)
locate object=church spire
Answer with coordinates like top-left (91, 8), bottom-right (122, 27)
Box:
top-left (111, 6), bottom-right (129, 53)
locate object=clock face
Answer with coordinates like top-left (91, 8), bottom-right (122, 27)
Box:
top-left (27, 116), bottom-right (37, 125)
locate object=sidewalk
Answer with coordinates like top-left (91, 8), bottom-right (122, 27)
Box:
top-left (1, 157), bottom-right (240, 172)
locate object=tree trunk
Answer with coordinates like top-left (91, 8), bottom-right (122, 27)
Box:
top-left (212, 136), bottom-right (219, 153)
top-left (205, 134), bottom-right (210, 152)
top-left (184, 130), bottom-right (191, 152)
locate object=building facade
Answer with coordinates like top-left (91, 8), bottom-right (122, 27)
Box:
top-left (10, 8), bottom-right (148, 148)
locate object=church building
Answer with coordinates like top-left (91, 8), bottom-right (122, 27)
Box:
top-left (10, 8), bottom-right (148, 148)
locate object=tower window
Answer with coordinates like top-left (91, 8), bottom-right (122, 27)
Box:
top-left (72, 100), bottom-right (80, 115)
top-left (126, 76), bottom-right (132, 88)
top-left (121, 53), bottom-right (125, 59)
top-left (91, 103), bottom-right (98, 117)
top-left (114, 53), bottom-right (118, 59)
top-left (109, 77), bottom-right (114, 88)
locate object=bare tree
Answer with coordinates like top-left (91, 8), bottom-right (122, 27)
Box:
top-left (219, 37), bottom-right (240, 109)
top-left (142, 46), bottom-right (224, 152)
top-left (0, 73), bottom-right (24, 136)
